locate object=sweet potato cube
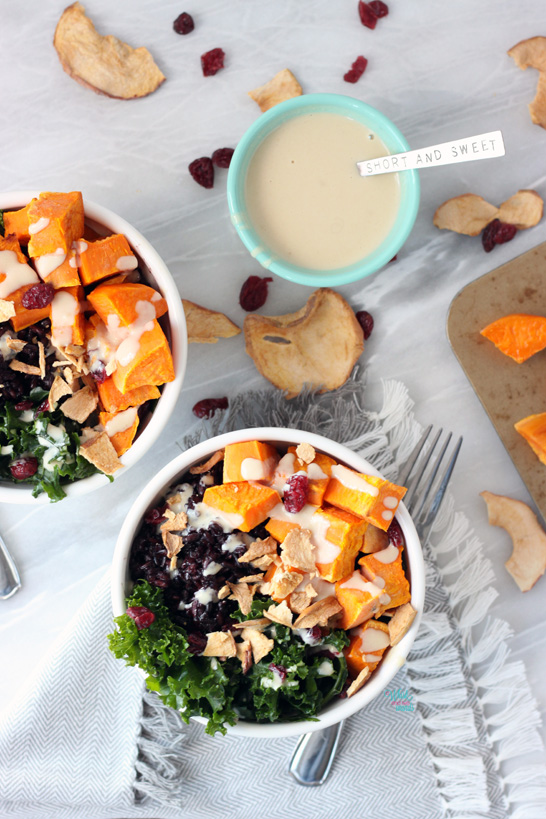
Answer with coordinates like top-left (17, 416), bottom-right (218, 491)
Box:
top-left (345, 620), bottom-right (390, 678)
top-left (223, 440), bottom-right (279, 483)
top-left (87, 282), bottom-right (168, 326)
top-left (27, 192), bottom-right (84, 257)
top-left (515, 412), bottom-right (546, 465)
top-left (37, 249), bottom-right (81, 289)
top-left (335, 570), bottom-right (386, 629)
top-left (97, 376), bottom-right (160, 413)
top-left (314, 505), bottom-right (367, 583)
top-left (111, 320), bottom-right (174, 393)
top-left (203, 482), bottom-right (280, 532)
top-left (324, 464), bottom-right (406, 531)
top-left (99, 408), bottom-right (139, 457)
top-left (265, 517), bottom-right (300, 542)
top-left (286, 447), bottom-right (336, 506)
top-left (79, 234), bottom-right (137, 286)
top-left (3, 201), bottom-right (34, 244)
top-left (50, 286), bottom-right (85, 347)
top-left (358, 547), bottom-right (411, 611)
top-left (7, 285), bottom-right (50, 331)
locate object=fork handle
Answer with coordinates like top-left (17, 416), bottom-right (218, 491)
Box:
top-left (289, 721), bottom-right (344, 786)
top-left (0, 533), bottom-right (21, 600)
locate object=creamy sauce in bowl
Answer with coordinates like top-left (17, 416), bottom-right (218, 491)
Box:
top-left (244, 112), bottom-right (400, 270)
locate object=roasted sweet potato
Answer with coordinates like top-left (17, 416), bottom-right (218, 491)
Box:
top-left (223, 440), bottom-right (279, 483)
top-left (27, 192), bottom-right (84, 257)
top-left (3, 202), bottom-right (34, 245)
top-left (314, 505), bottom-right (367, 583)
top-left (99, 407), bottom-right (139, 456)
top-left (358, 547), bottom-right (411, 611)
top-left (345, 620), bottom-right (390, 677)
top-left (88, 282), bottom-right (167, 326)
top-left (97, 376), bottom-right (160, 413)
top-left (203, 482), bottom-right (280, 532)
top-left (79, 234), bottom-right (137, 285)
top-left (324, 465), bottom-right (406, 531)
top-left (51, 286), bottom-right (85, 347)
top-left (111, 320), bottom-right (174, 393)
top-left (335, 570), bottom-right (385, 629)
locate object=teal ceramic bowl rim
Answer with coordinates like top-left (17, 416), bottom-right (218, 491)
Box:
top-left (227, 93), bottom-right (420, 287)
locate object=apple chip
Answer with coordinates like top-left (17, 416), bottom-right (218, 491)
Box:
top-left (231, 618), bottom-right (269, 630)
top-left (388, 602), bottom-right (417, 646)
top-left (508, 37), bottom-right (546, 129)
top-left (162, 531), bottom-right (183, 559)
top-left (54, 2), bottom-right (166, 99)
top-left (481, 491), bottom-right (546, 591)
top-left (228, 581), bottom-right (255, 616)
top-left (60, 385), bottom-right (98, 423)
top-left (238, 536), bottom-right (278, 563)
top-left (9, 360), bottom-right (41, 376)
top-left (264, 600), bottom-right (293, 628)
top-left (79, 431), bottom-right (123, 475)
top-left (496, 190), bottom-right (544, 229)
top-left (236, 639), bottom-right (253, 674)
top-left (160, 509), bottom-right (188, 532)
top-left (280, 528), bottom-right (315, 573)
top-left (0, 300), bottom-right (15, 322)
top-left (189, 449), bottom-right (225, 475)
top-left (295, 442), bottom-right (316, 465)
top-left (5, 337), bottom-right (26, 353)
top-left (241, 627), bottom-right (274, 663)
top-left (346, 667), bottom-right (370, 698)
top-left (48, 375), bottom-right (72, 410)
top-left (182, 300), bottom-right (241, 344)
top-left (433, 194), bottom-right (499, 236)
top-left (202, 631), bottom-right (237, 658)
top-left (244, 288), bottom-right (364, 399)
top-left (293, 596), bottom-right (342, 628)
top-left (248, 68), bottom-right (303, 112)
top-left (270, 569), bottom-right (305, 600)
top-left (289, 583), bottom-right (317, 614)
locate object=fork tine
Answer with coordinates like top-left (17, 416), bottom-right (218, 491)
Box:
top-left (403, 427), bottom-right (443, 513)
top-left (416, 435), bottom-right (463, 542)
top-left (412, 432), bottom-right (452, 521)
top-left (397, 424), bottom-right (432, 487)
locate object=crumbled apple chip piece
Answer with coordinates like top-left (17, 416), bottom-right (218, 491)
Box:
top-left (231, 618), bottom-right (269, 630)
top-left (0, 300), bottom-right (15, 322)
top-left (237, 574), bottom-right (265, 584)
top-left (244, 288), bottom-right (364, 399)
top-left (236, 639), bottom-right (253, 674)
top-left (9, 360), bottom-right (41, 376)
top-left (241, 627), bottom-right (274, 663)
top-left (182, 299), bottom-right (241, 344)
top-left (290, 583), bottom-right (317, 614)
top-left (388, 602), bottom-right (417, 646)
top-left (248, 68), bottom-right (302, 112)
top-left (293, 596), bottom-right (342, 629)
top-left (295, 442), bottom-right (316, 464)
top-left (228, 581), bottom-right (255, 616)
top-left (60, 385), bottom-right (98, 423)
top-left (270, 569), bottom-right (304, 600)
top-left (239, 535), bottom-right (278, 563)
top-left (508, 37), bottom-right (546, 129)
top-left (218, 584), bottom-right (231, 600)
top-left (54, 2), bottom-right (165, 99)
top-left (346, 667), bottom-right (370, 698)
top-left (160, 509), bottom-right (188, 532)
top-left (5, 337), bottom-right (26, 353)
top-left (280, 528), bottom-right (315, 573)
top-left (49, 375), bottom-right (72, 409)
top-left (433, 194), bottom-right (499, 236)
top-left (79, 431), bottom-right (123, 474)
top-left (189, 449), bottom-right (225, 475)
top-left (37, 341), bottom-right (46, 379)
top-left (264, 600), bottom-right (293, 628)
top-left (203, 631), bottom-right (237, 658)
top-left (162, 531), bottom-right (183, 559)
top-left (481, 490), bottom-right (546, 591)
top-left (496, 190), bottom-right (544, 229)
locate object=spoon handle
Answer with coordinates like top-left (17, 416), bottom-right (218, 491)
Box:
top-left (0, 532), bottom-right (22, 600)
top-left (288, 721), bottom-right (344, 786)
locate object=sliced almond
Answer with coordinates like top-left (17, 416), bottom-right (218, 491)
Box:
top-left (60, 384), bottom-right (98, 423)
top-left (293, 596), bottom-right (342, 629)
top-left (202, 631), bottom-right (237, 658)
top-left (244, 288), bottom-right (364, 399)
top-left (388, 603), bottom-right (417, 646)
top-left (189, 449), bottom-right (225, 475)
top-left (496, 189), bottom-right (544, 229)
top-left (54, 2), bottom-right (165, 99)
top-left (481, 490), bottom-right (546, 591)
top-left (346, 667), bottom-right (371, 698)
top-left (280, 528), bottom-right (315, 573)
top-left (79, 431), bottom-right (123, 475)
top-left (182, 299), bottom-right (241, 344)
top-left (264, 600), bottom-right (293, 628)
top-left (241, 627), bottom-right (274, 663)
top-left (433, 194), bottom-right (499, 236)
top-left (248, 68), bottom-right (303, 112)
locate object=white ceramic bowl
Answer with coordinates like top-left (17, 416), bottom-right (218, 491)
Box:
top-left (0, 191), bottom-right (187, 504)
top-left (111, 426), bottom-right (424, 739)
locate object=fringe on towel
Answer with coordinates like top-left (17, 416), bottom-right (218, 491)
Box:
top-left (134, 376), bottom-right (546, 817)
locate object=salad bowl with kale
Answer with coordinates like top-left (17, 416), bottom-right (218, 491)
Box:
top-left (110, 428), bottom-right (424, 738)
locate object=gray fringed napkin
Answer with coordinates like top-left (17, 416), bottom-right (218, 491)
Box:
top-left (0, 377), bottom-right (544, 819)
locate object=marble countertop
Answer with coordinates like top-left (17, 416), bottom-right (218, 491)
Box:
top-left (1, 0), bottom-right (545, 791)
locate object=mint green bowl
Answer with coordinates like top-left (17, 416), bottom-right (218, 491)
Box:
top-left (227, 93), bottom-right (420, 287)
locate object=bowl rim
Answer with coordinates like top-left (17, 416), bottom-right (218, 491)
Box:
top-left (0, 190), bottom-right (187, 504)
top-left (111, 425), bottom-right (424, 739)
top-left (227, 93), bottom-right (420, 287)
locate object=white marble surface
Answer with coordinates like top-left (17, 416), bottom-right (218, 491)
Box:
top-left (1, 0), bottom-right (546, 793)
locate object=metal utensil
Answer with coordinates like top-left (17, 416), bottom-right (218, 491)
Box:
top-left (0, 531), bottom-right (22, 600)
top-left (289, 426), bottom-right (463, 785)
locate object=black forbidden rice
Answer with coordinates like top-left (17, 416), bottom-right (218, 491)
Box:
top-left (129, 460), bottom-right (270, 653)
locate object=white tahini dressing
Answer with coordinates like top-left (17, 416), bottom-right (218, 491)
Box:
top-left (357, 628), bottom-right (390, 653)
top-left (28, 217), bottom-right (50, 235)
top-left (240, 456), bottom-right (276, 481)
top-left (330, 464), bottom-right (379, 497)
top-left (104, 406), bottom-right (138, 437)
top-left (116, 255), bottom-right (138, 271)
top-left (267, 502), bottom-right (341, 564)
top-left (34, 249), bottom-right (66, 278)
top-left (0, 250), bottom-right (39, 298)
top-left (307, 461), bottom-right (328, 480)
top-left (373, 543), bottom-right (399, 564)
top-left (51, 290), bottom-right (79, 348)
top-left (115, 300), bottom-right (156, 366)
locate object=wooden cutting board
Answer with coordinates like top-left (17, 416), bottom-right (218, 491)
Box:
top-left (447, 241), bottom-right (546, 519)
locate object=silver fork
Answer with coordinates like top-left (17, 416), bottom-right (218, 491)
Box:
top-left (289, 426), bottom-right (463, 786)
top-left (0, 531), bottom-right (22, 600)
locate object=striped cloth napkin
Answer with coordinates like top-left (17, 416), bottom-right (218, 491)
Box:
top-left (0, 377), bottom-right (544, 819)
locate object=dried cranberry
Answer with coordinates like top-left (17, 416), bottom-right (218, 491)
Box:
top-left (34, 398), bottom-right (50, 417)
top-left (144, 504), bottom-right (168, 525)
top-left (355, 310), bottom-right (374, 340)
top-left (14, 400), bottom-right (33, 411)
top-left (189, 157), bottom-right (214, 189)
top-left (201, 47), bottom-right (225, 77)
top-left (126, 605), bottom-right (155, 630)
top-left (90, 362), bottom-right (107, 384)
top-left (482, 219), bottom-right (517, 252)
top-left (306, 625), bottom-right (323, 644)
top-left (187, 632), bottom-right (207, 654)
top-left (21, 283), bottom-right (55, 310)
top-left (10, 457), bottom-right (38, 480)
top-left (358, 1), bottom-right (378, 28)
top-left (269, 663), bottom-right (287, 682)
top-left (239, 275), bottom-right (273, 312)
top-left (211, 147), bottom-right (234, 168)
top-left (284, 473), bottom-right (308, 514)
top-left (344, 56), bottom-right (368, 83)
top-left (192, 397), bottom-right (229, 419)
top-left (387, 518), bottom-right (405, 549)
top-left (369, 1), bottom-right (389, 17)
top-left (173, 12), bottom-right (194, 34)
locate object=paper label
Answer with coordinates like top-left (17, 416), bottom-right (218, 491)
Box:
top-left (357, 130), bottom-right (505, 176)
